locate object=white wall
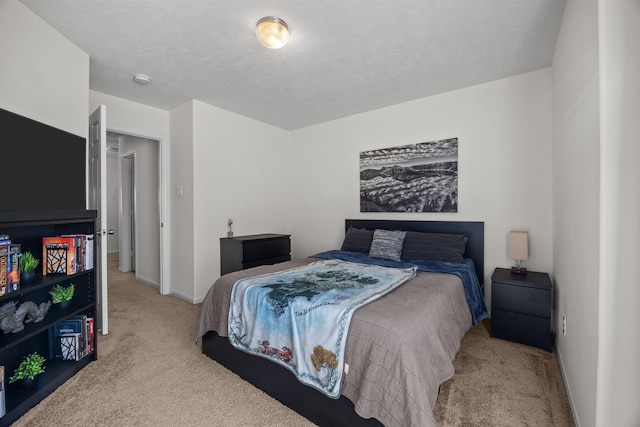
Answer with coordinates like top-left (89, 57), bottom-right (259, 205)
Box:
top-left (596, 0), bottom-right (640, 425)
top-left (190, 100), bottom-right (292, 302)
top-left (289, 69), bottom-right (554, 300)
top-left (169, 101), bottom-right (195, 301)
top-left (0, 1), bottom-right (88, 137)
top-left (552, 1), bottom-right (600, 425)
top-left (170, 70), bottom-right (554, 307)
top-left (89, 91), bottom-right (171, 139)
top-left (553, 1), bottom-right (640, 425)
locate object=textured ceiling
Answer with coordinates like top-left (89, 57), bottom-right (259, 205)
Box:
top-left (20, 0), bottom-right (566, 130)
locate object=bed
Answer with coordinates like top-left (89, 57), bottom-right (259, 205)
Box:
top-left (195, 219), bottom-right (487, 427)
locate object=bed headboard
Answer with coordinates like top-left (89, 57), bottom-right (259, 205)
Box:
top-left (345, 219), bottom-right (484, 284)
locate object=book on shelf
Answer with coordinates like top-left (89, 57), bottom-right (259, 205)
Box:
top-left (86, 317), bottom-right (95, 355)
top-left (76, 234), bottom-right (86, 272)
top-left (7, 243), bottom-right (20, 293)
top-left (0, 243), bottom-right (8, 297)
top-left (42, 236), bottom-right (77, 275)
top-left (79, 314), bottom-right (89, 358)
top-left (1, 364), bottom-right (5, 418)
top-left (49, 314), bottom-right (88, 359)
top-left (61, 234), bottom-right (85, 273)
top-left (84, 234), bottom-right (94, 270)
top-left (58, 234), bottom-right (94, 272)
top-left (0, 239), bottom-right (20, 294)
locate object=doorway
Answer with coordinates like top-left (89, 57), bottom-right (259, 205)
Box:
top-left (106, 129), bottom-right (162, 291)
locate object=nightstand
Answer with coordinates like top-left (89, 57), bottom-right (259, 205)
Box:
top-left (490, 267), bottom-right (553, 351)
top-left (220, 233), bottom-right (291, 275)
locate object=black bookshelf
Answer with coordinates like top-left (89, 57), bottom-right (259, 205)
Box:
top-left (0, 211), bottom-right (97, 426)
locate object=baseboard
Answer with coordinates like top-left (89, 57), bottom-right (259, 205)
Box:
top-left (170, 288), bottom-right (198, 304)
top-left (135, 274), bottom-right (159, 289)
top-left (556, 343), bottom-right (580, 426)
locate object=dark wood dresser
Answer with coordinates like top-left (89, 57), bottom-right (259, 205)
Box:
top-left (490, 267), bottom-right (553, 351)
top-left (220, 233), bottom-right (291, 275)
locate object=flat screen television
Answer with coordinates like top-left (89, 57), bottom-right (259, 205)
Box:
top-left (1, 108), bottom-right (86, 211)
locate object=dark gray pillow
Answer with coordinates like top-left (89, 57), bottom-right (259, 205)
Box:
top-left (368, 229), bottom-right (406, 262)
top-left (340, 227), bottom-right (374, 253)
top-left (401, 231), bottom-right (468, 263)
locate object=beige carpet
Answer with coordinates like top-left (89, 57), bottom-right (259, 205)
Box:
top-left (434, 322), bottom-right (574, 426)
top-left (13, 254), bottom-right (574, 426)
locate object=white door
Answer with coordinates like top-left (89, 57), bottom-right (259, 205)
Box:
top-left (88, 105), bottom-right (109, 335)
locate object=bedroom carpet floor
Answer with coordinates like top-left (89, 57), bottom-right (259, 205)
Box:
top-left (13, 254), bottom-right (574, 427)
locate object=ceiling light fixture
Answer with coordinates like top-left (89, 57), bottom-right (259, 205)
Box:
top-left (133, 73), bottom-right (151, 85)
top-left (255, 16), bottom-right (290, 49)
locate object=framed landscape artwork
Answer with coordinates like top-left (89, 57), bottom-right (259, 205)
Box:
top-left (359, 138), bottom-right (458, 213)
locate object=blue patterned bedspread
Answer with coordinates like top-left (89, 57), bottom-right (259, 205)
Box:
top-left (313, 250), bottom-right (488, 326)
top-left (228, 259), bottom-right (417, 398)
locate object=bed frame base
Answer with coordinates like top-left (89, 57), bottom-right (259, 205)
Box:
top-left (202, 331), bottom-right (383, 427)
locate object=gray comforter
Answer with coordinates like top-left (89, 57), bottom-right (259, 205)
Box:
top-left (194, 257), bottom-right (472, 427)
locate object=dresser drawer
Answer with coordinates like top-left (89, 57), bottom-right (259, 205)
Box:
top-left (492, 282), bottom-right (551, 318)
top-left (220, 234), bottom-right (291, 275)
top-left (243, 254), bottom-right (291, 269)
top-left (243, 237), bottom-right (290, 262)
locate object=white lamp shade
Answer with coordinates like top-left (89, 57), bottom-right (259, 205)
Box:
top-left (509, 231), bottom-right (529, 261)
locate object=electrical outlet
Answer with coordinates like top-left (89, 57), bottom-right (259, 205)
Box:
top-left (562, 316), bottom-right (567, 336)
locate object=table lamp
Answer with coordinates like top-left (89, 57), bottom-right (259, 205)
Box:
top-left (510, 231), bottom-right (528, 275)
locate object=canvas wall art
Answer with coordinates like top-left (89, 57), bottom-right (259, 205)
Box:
top-left (360, 138), bottom-right (458, 213)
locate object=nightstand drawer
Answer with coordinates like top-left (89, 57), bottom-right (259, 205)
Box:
top-left (243, 238), bottom-right (290, 262)
top-left (492, 282), bottom-right (550, 318)
top-left (491, 309), bottom-right (552, 351)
